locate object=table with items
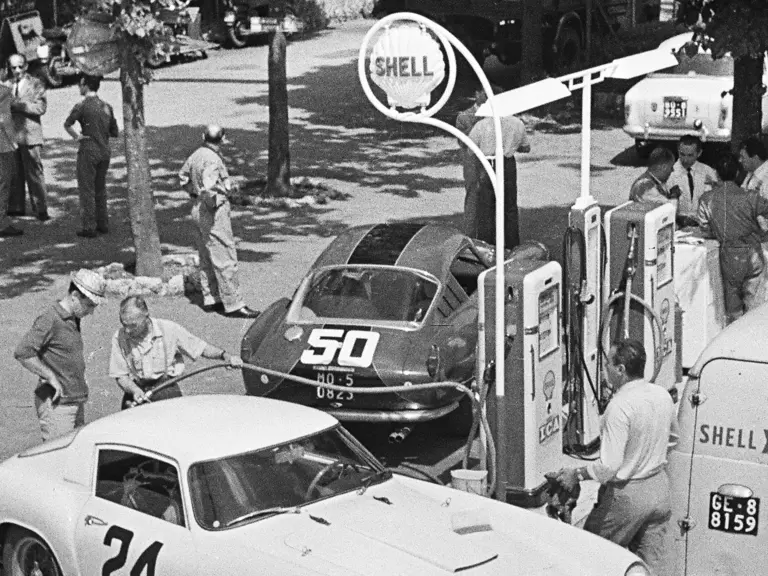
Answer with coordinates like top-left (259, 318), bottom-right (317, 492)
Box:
top-left (673, 229), bottom-right (727, 369)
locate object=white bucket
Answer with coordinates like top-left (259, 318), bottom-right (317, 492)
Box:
top-left (450, 469), bottom-right (488, 495)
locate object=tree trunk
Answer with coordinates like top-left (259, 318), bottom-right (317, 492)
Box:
top-left (119, 41), bottom-right (163, 277)
top-left (266, 13), bottom-right (291, 197)
top-left (520, 0), bottom-right (544, 83)
top-left (731, 54), bottom-right (764, 152)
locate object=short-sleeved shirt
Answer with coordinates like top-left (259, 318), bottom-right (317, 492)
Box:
top-left (108, 318), bottom-right (208, 381)
top-left (667, 160), bottom-right (719, 218)
top-left (64, 94), bottom-right (118, 157)
top-left (14, 302), bottom-right (88, 404)
top-left (469, 115), bottom-right (529, 158)
top-left (587, 379), bottom-right (678, 484)
top-left (629, 171), bottom-right (672, 204)
top-left (743, 161), bottom-right (768, 199)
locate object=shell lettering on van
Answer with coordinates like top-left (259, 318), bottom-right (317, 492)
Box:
top-left (698, 424), bottom-right (767, 451)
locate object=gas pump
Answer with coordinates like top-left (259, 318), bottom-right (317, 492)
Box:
top-left (479, 259), bottom-right (564, 506)
top-left (603, 201), bottom-right (677, 390)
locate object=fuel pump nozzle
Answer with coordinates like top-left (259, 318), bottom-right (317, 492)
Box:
top-left (621, 225), bottom-right (639, 339)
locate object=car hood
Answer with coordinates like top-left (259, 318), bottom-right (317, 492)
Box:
top-left (214, 479), bottom-right (636, 576)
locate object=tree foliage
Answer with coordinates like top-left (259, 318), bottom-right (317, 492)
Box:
top-left (677, 0), bottom-right (768, 149)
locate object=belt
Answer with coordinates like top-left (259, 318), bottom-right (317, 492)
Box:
top-left (608, 465), bottom-right (667, 487)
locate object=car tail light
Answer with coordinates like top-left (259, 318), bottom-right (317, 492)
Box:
top-left (719, 102), bottom-right (730, 128)
top-left (426, 344), bottom-right (441, 379)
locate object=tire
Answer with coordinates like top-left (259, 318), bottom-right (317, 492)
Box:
top-left (553, 26), bottom-right (582, 73)
top-left (147, 51), bottom-right (166, 68)
top-left (41, 61), bottom-right (63, 89)
top-left (228, 21), bottom-right (248, 49)
top-left (2, 527), bottom-right (62, 576)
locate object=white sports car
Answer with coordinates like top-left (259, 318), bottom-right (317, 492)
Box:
top-left (0, 395), bottom-right (650, 576)
top-left (624, 32), bottom-right (768, 156)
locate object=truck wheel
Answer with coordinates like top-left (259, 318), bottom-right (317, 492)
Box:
top-left (554, 26), bottom-right (582, 73)
top-left (2, 526), bottom-right (62, 576)
top-left (228, 21), bottom-right (248, 48)
top-left (41, 61), bottom-right (63, 89)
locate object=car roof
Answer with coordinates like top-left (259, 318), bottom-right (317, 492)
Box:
top-left (310, 223), bottom-right (470, 280)
top-left (74, 395), bottom-right (338, 464)
top-left (690, 304), bottom-right (768, 375)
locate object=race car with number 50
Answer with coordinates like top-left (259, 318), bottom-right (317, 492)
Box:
top-left (241, 223), bottom-right (519, 434)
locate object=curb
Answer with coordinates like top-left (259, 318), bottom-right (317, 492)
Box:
top-left (95, 254), bottom-right (202, 299)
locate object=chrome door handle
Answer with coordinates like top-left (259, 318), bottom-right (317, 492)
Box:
top-left (84, 515), bottom-right (107, 527)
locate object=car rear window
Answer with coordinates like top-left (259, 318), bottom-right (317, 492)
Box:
top-left (669, 52), bottom-right (733, 76)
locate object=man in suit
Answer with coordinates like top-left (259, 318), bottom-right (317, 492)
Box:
top-left (0, 82), bottom-right (21, 236)
top-left (6, 54), bottom-right (49, 221)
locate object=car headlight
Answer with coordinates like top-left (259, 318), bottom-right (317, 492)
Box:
top-left (624, 561), bottom-right (651, 576)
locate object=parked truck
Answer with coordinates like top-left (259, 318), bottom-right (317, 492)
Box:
top-left (398, 0), bottom-right (661, 73)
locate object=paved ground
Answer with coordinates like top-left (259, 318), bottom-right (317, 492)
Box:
top-left (0, 19), bottom-right (643, 460)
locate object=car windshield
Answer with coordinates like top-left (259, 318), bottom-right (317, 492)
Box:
top-left (669, 50), bottom-right (733, 76)
top-left (188, 427), bottom-right (390, 530)
top-left (292, 266), bottom-right (439, 324)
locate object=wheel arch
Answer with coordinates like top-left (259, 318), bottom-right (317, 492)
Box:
top-left (0, 522), bottom-right (68, 575)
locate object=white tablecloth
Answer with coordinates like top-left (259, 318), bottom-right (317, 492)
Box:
top-left (674, 232), bottom-right (727, 368)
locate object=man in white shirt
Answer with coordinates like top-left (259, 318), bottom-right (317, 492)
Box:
top-left (739, 137), bottom-right (768, 198)
top-left (555, 340), bottom-right (679, 575)
top-left (667, 135), bottom-right (718, 227)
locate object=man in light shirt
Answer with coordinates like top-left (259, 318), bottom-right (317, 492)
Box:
top-left (556, 340), bottom-right (679, 575)
top-left (739, 137), bottom-right (768, 198)
top-left (629, 146), bottom-right (678, 205)
top-left (667, 135), bottom-right (718, 227)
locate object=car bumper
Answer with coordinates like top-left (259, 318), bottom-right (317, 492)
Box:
top-left (624, 124), bottom-right (731, 143)
top-left (323, 401), bottom-right (460, 423)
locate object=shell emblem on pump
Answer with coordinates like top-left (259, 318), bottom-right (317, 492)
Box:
top-left (369, 24), bottom-right (446, 109)
top-left (543, 370), bottom-right (556, 401)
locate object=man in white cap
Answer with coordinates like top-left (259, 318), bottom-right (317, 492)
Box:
top-left (14, 269), bottom-right (106, 441)
top-left (179, 124), bottom-right (259, 318)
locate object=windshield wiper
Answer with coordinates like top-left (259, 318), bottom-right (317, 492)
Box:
top-left (358, 469), bottom-right (390, 496)
top-left (224, 506), bottom-right (301, 527)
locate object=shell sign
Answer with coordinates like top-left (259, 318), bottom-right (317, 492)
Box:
top-left (369, 24), bottom-right (446, 110)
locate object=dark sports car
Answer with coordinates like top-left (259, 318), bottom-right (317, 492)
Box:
top-left (241, 223), bottom-right (498, 432)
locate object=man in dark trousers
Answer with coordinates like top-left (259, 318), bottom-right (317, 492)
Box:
top-left (698, 152), bottom-right (768, 324)
top-left (63, 74), bottom-right (119, 238)
top-left (555, 339), bottom-right (679, 575)
top-left (5, 54), bottom-right (49, 221)
top-left (0, 81), bottom-right (21, 236)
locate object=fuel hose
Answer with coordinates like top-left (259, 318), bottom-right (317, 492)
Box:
top-left (137, 361), bottom-right (498, 497)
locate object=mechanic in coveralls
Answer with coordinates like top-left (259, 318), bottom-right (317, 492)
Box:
top-left (697, 152), bottom-right (768, 324)
top-left (109, 295), bottom-right (244, 409)
top-left (179, 125), bottom-right (259, 318)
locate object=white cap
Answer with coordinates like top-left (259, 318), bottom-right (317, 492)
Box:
top-left (71, 269), bottom-right (106, 305)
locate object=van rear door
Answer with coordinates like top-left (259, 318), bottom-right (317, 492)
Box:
top-left (669, 358), bottom-right (768, 575)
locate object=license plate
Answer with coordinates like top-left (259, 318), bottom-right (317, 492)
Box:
top-left (663, 98), bottom-right (687, 119)
top-left (315, 371), bottom-right (355, 401)
top-left (708, 492), bottom-right (759, 535)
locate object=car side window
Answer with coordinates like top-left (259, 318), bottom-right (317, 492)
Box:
top-left (95, 449), bottom-right (185, 527)
top-left (449, 247), bottom-right (487, 297)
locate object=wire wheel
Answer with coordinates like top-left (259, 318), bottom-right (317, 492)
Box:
top-left (2, 528), bottom-right (61, 576)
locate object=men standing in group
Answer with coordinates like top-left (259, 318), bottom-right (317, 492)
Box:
top-left (14, 269), bottom-right (106, 441)
top-left (63, 74), bottom-right (119, 238)
top-left (629, 146), bottom-right (678, 204)
top-left (698, 152), bottom-right (768, 324)
top-left (555, 340), bottom-right (679, 575)
top-left (463, 102), bottom-right (530, 249)
top-left (666, 135), bottom-right (718, 227)
top-left (5, 54), bottom-right (49, 221)
top-left (109, 295), bottom-right (244, 409)
top-left (0, 80), bottom-right (21, 237)
top-left (179, 125), bottom-right (260, 318)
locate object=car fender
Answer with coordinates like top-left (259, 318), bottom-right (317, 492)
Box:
top-left (241, 298), bottom-right (294, 393)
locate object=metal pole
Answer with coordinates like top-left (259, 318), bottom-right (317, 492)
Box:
top-left (586, 0), bottom-right (592, 64)
top-left (580, 73), bottom-right (592, 199)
